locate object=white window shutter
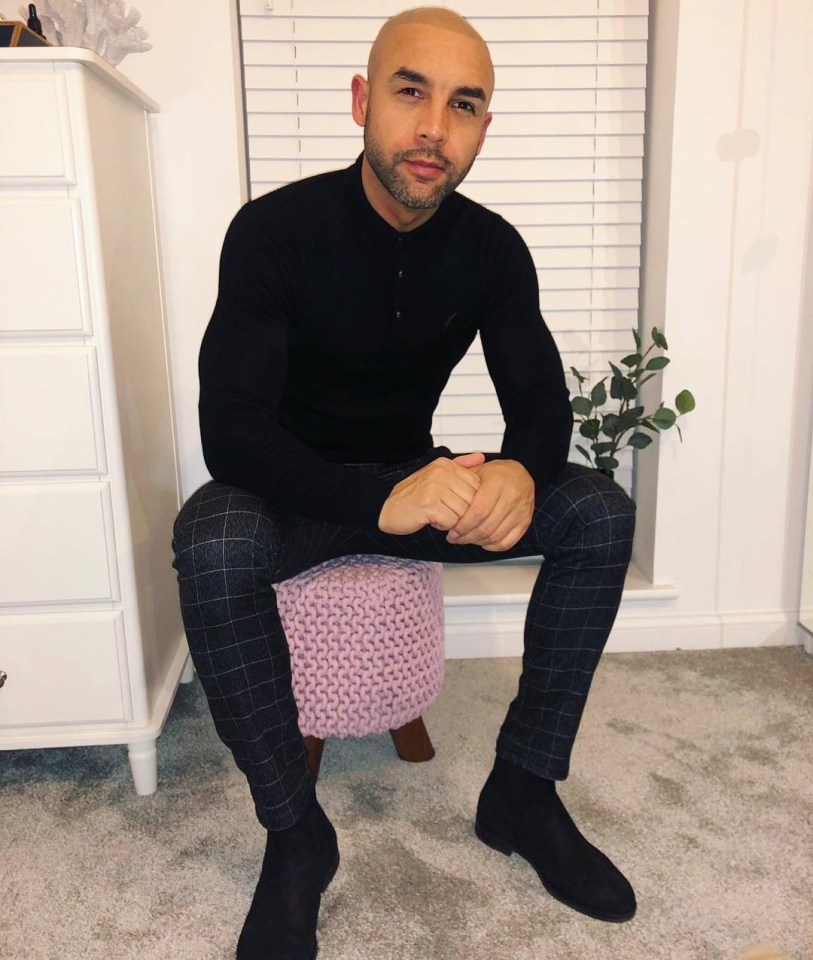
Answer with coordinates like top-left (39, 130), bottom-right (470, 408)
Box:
top-left (239, 0), bottom-right (649, 491)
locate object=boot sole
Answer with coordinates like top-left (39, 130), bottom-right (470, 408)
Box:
top-left (474, 819), bottom-right (636, 924)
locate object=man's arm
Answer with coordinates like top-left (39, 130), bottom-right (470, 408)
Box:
top-left (200, 203), bottom-right (396, 528)
top-left (479, 221), bottom-right (573, 488)
top-left (448, 220), bottom-right (573, 550)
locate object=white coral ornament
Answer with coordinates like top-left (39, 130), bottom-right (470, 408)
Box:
top-left (20, 0), bottom-right (151, 66)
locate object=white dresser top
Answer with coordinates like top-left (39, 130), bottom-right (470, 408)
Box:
top-left (0, 47), bottom-right (158, 112)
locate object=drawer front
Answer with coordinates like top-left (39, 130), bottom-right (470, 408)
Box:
top-left (0, 75), bottom-right (75, 184)
top-left (0, 199), bottom-right (91, 336)
top-left (0, 346), bottom-right (106, 475)
top-left (0, 612), bottom-right (127, 727)
top-left (0, 483), bottom-right (119, 605)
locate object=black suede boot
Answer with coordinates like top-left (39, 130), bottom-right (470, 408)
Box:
top-left (236, 796), bottom-right (340, 960)
top-left (475, 756), bottom-right (636, 922)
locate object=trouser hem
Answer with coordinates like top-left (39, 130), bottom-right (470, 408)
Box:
top-left (495, 740), bottom-right (571, 782)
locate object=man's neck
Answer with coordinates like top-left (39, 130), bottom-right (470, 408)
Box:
top-left (360, 155), bottom-right (439, 233)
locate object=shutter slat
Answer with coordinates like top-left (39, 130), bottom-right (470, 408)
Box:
top-left (244, 15), bottom-right (648, 43)
top-left (246, 87), bottom-right (646, 113)
top-left (248, 134), bottom-right (643, 161)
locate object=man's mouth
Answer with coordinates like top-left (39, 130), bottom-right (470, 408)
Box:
top-left (404, 158), bottom-right (446, 179)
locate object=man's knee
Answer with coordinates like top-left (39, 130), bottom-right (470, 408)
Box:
top-left (539, 465), bottom-right (636, 545)
top-left (172, 481), bottom-right (283, 578)
top-left (576, 469), bottom-right (636, 535)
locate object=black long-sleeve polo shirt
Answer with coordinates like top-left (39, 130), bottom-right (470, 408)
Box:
top-left (199, 154), bottom-right (572, 529)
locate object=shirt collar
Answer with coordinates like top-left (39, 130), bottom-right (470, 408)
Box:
top-left (344, 152), bottom-right (456, 242)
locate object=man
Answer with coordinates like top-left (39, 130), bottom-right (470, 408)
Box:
top-left (172, 7), bottom-right (637, 958)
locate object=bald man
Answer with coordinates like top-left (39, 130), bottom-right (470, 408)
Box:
top-left (172, 7), bottom-right (637, 958)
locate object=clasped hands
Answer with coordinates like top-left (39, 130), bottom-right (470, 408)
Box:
top-left (378, 452), bottom-right (534, 552)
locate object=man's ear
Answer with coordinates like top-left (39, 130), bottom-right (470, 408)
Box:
top-left (351, 75), bottom-right (369, 128)
top-left (475, 112), bottom-right (493, 158)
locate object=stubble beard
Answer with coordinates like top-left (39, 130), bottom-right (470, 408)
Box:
top-left (363, 121), bottom-right (475, 210)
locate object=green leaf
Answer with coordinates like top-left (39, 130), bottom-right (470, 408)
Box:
top-left (618, 410), bottom-right (643, 432)
top-left (621, 378), bottom-right (638, 401)
top-left (651, 327), bottom-right (668, 349)
top-left (601, 413), bottom-right (620, 438)
top-left (632, 328), bottom-right (641, 350)
top-left (620, 353), bottom-right (642, 368)
top-left (609, 362), bottom-right (623, 380)
top-left (579, 418), bottom-right (601, 439)
top-left (593, 441), bottom-right (614, 454)
top-left (628, 432), bottom-right (653, 449)
top-left (646, 356), bottom-right (670, 371)
top-left (675, 389), bottom-right (696, 414)
top-left (570, 366), bottom-right (586, 384)
top-left (590, 379), bottom-right (607, 406)
top-left (610, 376), bottom-right (624, 400)
top-left (652, 406), bottom-right (677, 429)
top-left (571, 396), bottom-right (593, 416)
top-left (595, 455), bottom-right (620, 471)
top-left (575, 444), bottom-right (593, 465)
top-left (639, 419), bottom-right (660, 432)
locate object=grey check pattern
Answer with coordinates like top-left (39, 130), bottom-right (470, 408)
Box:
top-left (171, 449), bottom-right (635, 830)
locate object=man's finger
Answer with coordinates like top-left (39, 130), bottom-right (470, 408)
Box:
top-left (425, 502), bottom-right (464, 531)
top-left (452, 451), bottom-right (486, 469)
top-left (481, 521), bottom-right (529, 552)
top-left (439, 489), bottom-right (480, 520)
top-left (448, 486), bottom-right (503, 541)
top-left (424, 458), bottom-right (481, 495)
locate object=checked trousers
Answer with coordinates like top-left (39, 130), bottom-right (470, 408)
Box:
top-left (171, 448), bottom-right (635, 831)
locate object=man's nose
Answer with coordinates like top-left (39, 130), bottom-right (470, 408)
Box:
top-left (416, 102), bottom-right (448, 146)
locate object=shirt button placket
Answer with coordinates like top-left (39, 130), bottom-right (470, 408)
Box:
top-left (394, 239), bottom-right (405, 325)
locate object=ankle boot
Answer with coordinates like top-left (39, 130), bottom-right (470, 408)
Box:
top-left (475, 756), bottom-right (636, 922)
top-left (236, 797), bottom-right (340, 960)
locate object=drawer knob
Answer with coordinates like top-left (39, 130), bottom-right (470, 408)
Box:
top-left (0, 670), bottom-right (6, 689)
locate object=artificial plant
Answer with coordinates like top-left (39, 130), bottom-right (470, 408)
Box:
top-left (569, 327), bottom-right (695, 476)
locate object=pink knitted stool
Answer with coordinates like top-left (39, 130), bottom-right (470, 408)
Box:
top-left (274, 555), bottom-right (445, 778)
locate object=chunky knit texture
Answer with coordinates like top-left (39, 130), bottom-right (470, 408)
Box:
top-left (275, 556), bottom-right (445, 740)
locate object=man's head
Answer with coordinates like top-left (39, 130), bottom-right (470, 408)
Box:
top-left (351, 7), bottom-right (494, 228)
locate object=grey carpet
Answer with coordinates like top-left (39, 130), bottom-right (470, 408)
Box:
top-left (2, 647), bottom-right (812, 960)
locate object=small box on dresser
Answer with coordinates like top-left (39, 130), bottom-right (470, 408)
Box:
top-left (0, 49), bottom-right (190, 794)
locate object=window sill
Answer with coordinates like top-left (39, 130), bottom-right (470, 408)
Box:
top-left (442, 561), bottom-right (678, 607)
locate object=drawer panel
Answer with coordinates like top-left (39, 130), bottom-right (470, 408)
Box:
top-left (0, 612), bottom-right (126, 726)
top-left (0, 346), bottom-right (106, 474)
top-left (0, 199), bottom-right (91, 335)
top-left (0, 483), bottom-right (119, 605)
top-left (0, 75), bottom-right (75, 184)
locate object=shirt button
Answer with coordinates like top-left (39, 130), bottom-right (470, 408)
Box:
top-left (395, 311), bottom-right (402, 319)
top-left (397, 269), bottom-right (404, 279)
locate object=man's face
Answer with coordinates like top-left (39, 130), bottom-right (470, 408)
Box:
top-left (352, 22), bottom-right (493, 212)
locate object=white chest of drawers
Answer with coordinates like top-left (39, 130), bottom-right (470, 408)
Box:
top-left (0, 50), bottom-right (188, 794)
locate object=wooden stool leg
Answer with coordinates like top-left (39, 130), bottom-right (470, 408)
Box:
top-left (303, 735), bottom-right (325, 779)
top-left (390, 716), bottom-right (435, 763)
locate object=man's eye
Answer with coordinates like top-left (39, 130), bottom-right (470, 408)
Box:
top-left (399, 87), bottom-right (421, 98)
top-left (453, 100), bottom-right (476, 114)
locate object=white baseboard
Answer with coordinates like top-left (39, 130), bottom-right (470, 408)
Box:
top-left (442, 563), bottom-right (801, 657)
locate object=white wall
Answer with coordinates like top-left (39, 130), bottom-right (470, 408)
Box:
top-left (627, 0), bottom-right (813, 650)
top-left (6, 0), bottom-right (812, 651)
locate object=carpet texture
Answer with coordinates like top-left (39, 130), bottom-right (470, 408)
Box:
top-left (2, 647), bottom-right (812, 960)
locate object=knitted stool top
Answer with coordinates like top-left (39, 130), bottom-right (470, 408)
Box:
top-left (275, 556), bottom-right (445, 739)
